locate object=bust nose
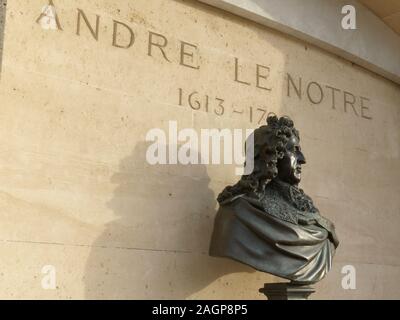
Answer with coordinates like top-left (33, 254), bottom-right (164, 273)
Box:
top-left (298, 151), bottom-right (306, 165)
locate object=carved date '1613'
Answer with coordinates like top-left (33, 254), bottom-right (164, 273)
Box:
top-left (178, 88), bottom-right (268, 124)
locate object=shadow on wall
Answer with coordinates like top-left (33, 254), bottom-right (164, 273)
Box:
top-left (0, 0), bottom-right (6, 78)
top-left (84, 141), bottom-right (253, 299)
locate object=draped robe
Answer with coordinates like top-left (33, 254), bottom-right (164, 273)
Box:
top-left (209, 179), bottom-right (339, 284)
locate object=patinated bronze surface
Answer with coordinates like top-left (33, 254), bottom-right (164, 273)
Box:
top-left (209, 115), bottom-right (339, 284)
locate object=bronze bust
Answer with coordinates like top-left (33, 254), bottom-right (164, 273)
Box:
top-left (209, 115), bottom-right (339, 284)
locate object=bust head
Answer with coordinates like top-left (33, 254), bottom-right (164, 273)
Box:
top-left (218, 115), bottom-right (305, 202)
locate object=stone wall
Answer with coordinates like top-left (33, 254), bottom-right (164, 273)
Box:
top-left (0, 0), bottom-right (7, 77)
top-left (0, 0), bottom-right (399, 299)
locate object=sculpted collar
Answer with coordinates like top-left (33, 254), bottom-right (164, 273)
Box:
top-left (271, 179), bottom-right (319, 214)
top-left (255, 179), bottom-right (319, 225)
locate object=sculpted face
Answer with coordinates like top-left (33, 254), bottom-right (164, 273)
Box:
top-left (277, 135), bottom-right (306, 185)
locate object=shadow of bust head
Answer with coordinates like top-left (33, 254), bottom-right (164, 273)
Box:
top-left (209, 115), bottom-right (339, 285)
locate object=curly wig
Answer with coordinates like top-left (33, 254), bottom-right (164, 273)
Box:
top-left (218, 115), bottom-right (300, 203)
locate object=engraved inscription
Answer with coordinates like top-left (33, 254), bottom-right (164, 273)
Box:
top-left (178, 88), bottom-right (268, 124)
top-left (35, 3), bottom-right (374, 121)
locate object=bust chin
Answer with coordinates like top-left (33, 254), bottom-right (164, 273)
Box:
top-left (209, 115), bottom-right (339, 284)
